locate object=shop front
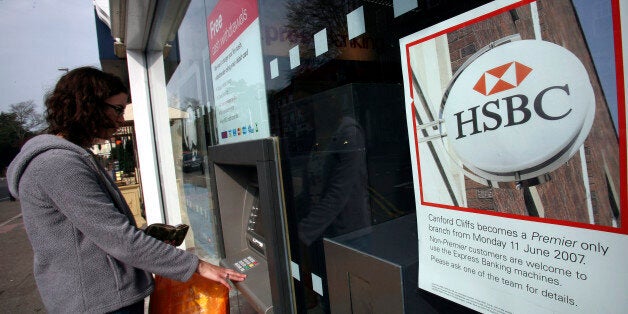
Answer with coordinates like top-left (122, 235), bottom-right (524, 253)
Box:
top-left (95, 0), bottom-right (627, 313)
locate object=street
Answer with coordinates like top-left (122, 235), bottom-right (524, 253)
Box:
top-left (0, 178), bottom-right (12, 202)
top-left (0, 187), bottom-right (251, 313)
top-left (0, 200), bottom-right (45, 313)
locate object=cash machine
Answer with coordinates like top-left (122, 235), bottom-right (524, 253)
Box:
top-left (207, 137), bottom-right (295, 314)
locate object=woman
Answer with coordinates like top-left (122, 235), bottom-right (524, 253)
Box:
top-left (6, 67), bottom-right (245, 313)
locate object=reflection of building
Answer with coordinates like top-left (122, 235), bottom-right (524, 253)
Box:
top-left (411, 1), bottom-right (619, 227)
top-left (276, 84), bottom-right (412, 223)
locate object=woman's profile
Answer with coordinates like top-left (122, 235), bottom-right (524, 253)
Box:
top-left (6, 67), bottom-right (245, 313)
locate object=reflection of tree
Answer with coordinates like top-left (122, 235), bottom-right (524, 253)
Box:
top-left (285, 0), bottom-right (348, 68)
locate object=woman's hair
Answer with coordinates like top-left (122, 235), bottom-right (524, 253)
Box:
top-left (45, 66), bottom-right (128, 147)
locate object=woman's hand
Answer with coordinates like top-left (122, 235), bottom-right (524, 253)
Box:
top-left (196, 260), bottom-right (246, 290)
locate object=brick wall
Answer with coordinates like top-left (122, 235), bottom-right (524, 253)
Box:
top-left (446, 0), bottom-right (619, 227)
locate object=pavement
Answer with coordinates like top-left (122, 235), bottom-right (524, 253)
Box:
top-left (0, 177), bottom-right (13, 202)
top-left (0, 199), bottom-right (45, 313)
top-left (0, 198), bottom-right (256, 314)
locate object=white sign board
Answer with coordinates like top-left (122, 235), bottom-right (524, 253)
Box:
top-left (441, 40), bottom-right (595, 181)
top-left (399, 0), bottom-right (627, 313)
top-left (208, 0), bottom-right (270, 144)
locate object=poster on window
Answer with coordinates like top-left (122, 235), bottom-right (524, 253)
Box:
top-left (207, 0), bottom-right (269, 144)
top-left (399, 0), bottom-right (627, 313)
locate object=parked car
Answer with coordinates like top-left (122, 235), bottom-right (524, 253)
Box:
top-left (182, 151), bottom-right (203, 173)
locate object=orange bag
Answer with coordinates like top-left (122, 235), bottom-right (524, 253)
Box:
top-left (149, 273), bottom-right (229, 314)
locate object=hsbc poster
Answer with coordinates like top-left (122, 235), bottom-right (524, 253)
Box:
top-left (207, 0), bottom-right (269, 144)
top-left (400, 0), bottom-right (627, 313)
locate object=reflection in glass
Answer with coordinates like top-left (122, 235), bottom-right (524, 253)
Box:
top-left (165, 0), bottom-right (223, 262)
top-left (262, 1), bottom-right (493, 311)
top-left (297, 97), bottom-right (370, 246)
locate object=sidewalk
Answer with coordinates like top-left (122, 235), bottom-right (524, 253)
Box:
top-left (0, 200), bottom-right (256, 314)
top-left (0, 200), bottom-right (45, 313)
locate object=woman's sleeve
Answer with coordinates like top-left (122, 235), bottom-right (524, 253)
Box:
top-left (34, 150), bottom-right (198, 282)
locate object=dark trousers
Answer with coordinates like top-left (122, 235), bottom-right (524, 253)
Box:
top-left (107, 300), bottom-right (144, 314)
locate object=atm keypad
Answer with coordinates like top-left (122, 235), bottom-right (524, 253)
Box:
top-left (234, 256), bottom-right (259, 272)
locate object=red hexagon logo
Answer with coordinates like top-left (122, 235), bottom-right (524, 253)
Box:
top-left (473, 61), bottom-right (532, 96)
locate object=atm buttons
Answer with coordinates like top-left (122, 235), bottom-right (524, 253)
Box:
top-left (234, 256), bottom-right (259, 272)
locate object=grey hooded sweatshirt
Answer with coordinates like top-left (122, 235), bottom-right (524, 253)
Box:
top-left (7, 134), bottom-right (199, 313)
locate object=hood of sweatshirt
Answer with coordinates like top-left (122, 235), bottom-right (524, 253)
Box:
top-left (7, 134), bottom-right (91, 198)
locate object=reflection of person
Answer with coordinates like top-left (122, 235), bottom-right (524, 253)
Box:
top-left (298, 101), bottom-right (370, 247)
top-left (296, 100), bottom-right (370, 311)
top-left (6, 67), bottom-right (245, 313)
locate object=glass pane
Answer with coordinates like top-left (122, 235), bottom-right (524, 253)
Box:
top-left (164, 0), bottom-right (624, 312)
top-left (259, 0), bottom-right (491, 311)
top-left (165, 0), bottom-right (222, 262)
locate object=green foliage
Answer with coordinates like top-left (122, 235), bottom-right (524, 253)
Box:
top-left (0, 100), bottom-right (45, 176)
top-left (0, 112), bottom-right (23, 175)
top-left (123, 139), bottom-right (136, 172)
top-left (110, 138), bottom-right (136, 173)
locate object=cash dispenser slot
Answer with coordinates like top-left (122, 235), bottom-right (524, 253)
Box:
top-left (207, 138), bottom-right (295, 314)
top-left (245, 183), bottom-right (266, 258)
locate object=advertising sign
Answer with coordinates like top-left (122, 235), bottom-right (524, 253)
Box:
top-left (400, 0), bottom-right (627, 313)
top-left (442, 40), bottom-right (595, 182)
top-left (207, 0), bottom-right (270, 144)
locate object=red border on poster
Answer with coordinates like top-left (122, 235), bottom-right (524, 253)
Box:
top-left (207, 0), bottom-right (259, 63)
top-left (404, 0), bottom-right (627, 235)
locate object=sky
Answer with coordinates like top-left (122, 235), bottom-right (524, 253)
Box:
top-left (0, 0), bottom-right (619, 132)
top-left (0, 0), bottom-right (101, 113)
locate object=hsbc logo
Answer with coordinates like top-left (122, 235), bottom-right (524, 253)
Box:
top-left (440, 40), bottom-right (595, 182)
top-left (473, 61), bottom-right (532, 96)
top-left (453, 82), bottom-right (573, 140)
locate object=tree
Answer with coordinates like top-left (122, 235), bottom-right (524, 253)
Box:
top-left (0, 100), bottom-right (45, 176)
top-left (0, 112), bottom-right (26, 176)
top-left (9, 100), bottom-right (45, 143)
top-left (110, 138), bottom-right (136, 173)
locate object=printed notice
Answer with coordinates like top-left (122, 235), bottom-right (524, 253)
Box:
top-left (399, 0), bottom-right (627, 313)
top-left (421, 209), bottom-right (627, 313)
top-left (207, 0), bottom-right (269, 144)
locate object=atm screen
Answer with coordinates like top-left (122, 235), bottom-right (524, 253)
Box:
top-left (246, 185), bottom-right (266, 257)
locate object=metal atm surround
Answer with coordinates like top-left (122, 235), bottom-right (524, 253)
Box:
top-left (324, 214), bottom-right (476, 313)
top-left (207, 137), bottom-right (295, 314)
